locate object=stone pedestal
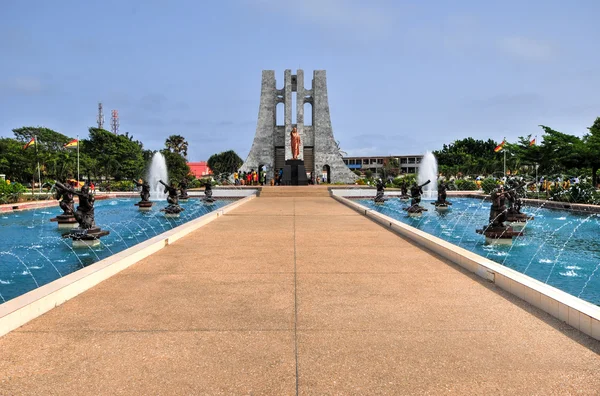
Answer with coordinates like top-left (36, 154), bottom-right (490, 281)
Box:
top-left (135, 201), bottom-right (154, 211)
top-left (63, 226), bottom-right (110, 248)
top-left (50, 214), bottom-right (78, 228)
top-left (281, 160), bottom-right (308, 186)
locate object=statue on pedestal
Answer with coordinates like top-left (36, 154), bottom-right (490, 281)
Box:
top-left (55, 181), bottom-right (75, 216)
top-left (203, 180), bottom-right (215, 203)
top-left (374, 178), bottom-right (387, 204)
top-left (133, 179), bottom-right (153, 210)
top-left (50, 180), bottom-right (77, 227)
top-left (159, 180), bottom-right (184, 216)
top-left (133, 179), bottom-right (151, 202)
top-left (404, 180), bottom-right (430, 216)
top-left (56, 181), bottom-right (109, 245)
top-left (178, 178), bottom-right (189, 200)
top-left (291, 127), bottom-right (301, 160)
top-left (432, 181), bottom-right (452, 209)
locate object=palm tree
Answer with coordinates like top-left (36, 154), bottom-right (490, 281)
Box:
top-left (165, 135), bottom-right (189, 157)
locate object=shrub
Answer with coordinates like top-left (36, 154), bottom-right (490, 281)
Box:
top-left (549, 182), bottom-right (597, 204)
top-left (101, 180), bottom-right (135, 192)
top-left (455, 179), bottom-right (478, 191)
top-left (481, 178), bottom-right (498, 194)
top-left (356, 179), bottom-right (366, 185)
top-left (364, 170), bottom-right (373, 179)
top-left (0, 181), bottom-right (26, 204)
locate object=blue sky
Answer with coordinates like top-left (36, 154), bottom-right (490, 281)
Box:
top-left (1, 0), bottom-right (599, 161)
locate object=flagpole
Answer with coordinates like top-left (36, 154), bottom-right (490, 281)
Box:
top-left (35, 135), bottom-right (41, 194)
top-left (77, 134), bottom-right (80, 188)
top-left (503, 147), bottom-right (506, 178)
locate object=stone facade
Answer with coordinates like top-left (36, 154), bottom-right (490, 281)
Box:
top-left (241, 70), bottom-right (358, 184)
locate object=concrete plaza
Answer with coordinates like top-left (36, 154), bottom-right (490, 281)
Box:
top-left (1, 195), bottom-right (599, 395)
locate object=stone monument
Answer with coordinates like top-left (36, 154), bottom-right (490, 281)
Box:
top-left (240, 70), bottom-right (358, 185)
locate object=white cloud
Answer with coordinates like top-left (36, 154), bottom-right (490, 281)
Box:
top-left (248, 0), bottom-right (394, 38)
top-left (498, 36), bottom-right (557, 62)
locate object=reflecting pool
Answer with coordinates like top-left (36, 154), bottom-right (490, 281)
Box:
top-left (358, 198), bottom-right (600, 306)
top-left (0, 198), bottom-right (234, 303)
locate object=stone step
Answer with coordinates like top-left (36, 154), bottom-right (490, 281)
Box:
top-left (259, 186), bottom-right (331, 197)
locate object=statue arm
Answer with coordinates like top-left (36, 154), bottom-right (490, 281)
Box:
top-left (133, 180), bottom-right (142, 187)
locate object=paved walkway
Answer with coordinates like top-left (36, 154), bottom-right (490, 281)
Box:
top-left (1, 197), bottom-right (599, 395)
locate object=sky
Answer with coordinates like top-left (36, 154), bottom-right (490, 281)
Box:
top-left (1, 0), bottom-right (599, 161)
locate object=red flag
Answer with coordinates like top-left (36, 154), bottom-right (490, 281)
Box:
top-left (529, 138), bottom-right (536, 146)
top-left (494, 140), bottom-right (505, 152)
top-left (23, 137), bottom-right (36, 150)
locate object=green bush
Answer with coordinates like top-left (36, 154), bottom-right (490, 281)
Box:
top-left (100, 180), bottom-right (135, 192)
top-left (0, 181), bottom-right (26, 204)
top-left (481, 178), bottom-right (498, 194)
top-left (364, 170), bottom-right (373, 179)
top-left (549, 182), bottom-right (597, 204)
top-left (455, 179), bottom-right (478, 191)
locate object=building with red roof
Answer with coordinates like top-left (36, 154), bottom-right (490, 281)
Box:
top-left (187, 161), bottom-right (213, 178)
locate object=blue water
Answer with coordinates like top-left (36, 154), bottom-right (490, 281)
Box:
top-left (0, 198), bottom-right (234, 303)
top-left (358, 198), bottom-right (600, 306)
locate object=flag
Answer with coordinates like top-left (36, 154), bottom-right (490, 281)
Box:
top-left (529, 138), bottom-right (536, 146)
top-left (494, 140), bottom-right (505, 152)
top-left (23, 137), bottom-right (36, 150)
top-left (64, 139), bottom-right (78, 149)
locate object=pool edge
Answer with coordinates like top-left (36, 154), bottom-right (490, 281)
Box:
top-left (332, 194), bottom-right (600, 342)
top-left (0, 195), bottom-right (256, 338)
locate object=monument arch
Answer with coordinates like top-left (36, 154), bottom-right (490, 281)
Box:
top-left (240, 69), bottom-right (357, 185)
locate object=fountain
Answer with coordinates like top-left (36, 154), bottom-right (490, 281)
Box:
top-left (49, 181), bottom-right (78, 228)
top-left (418, 151), bottom-right (438, 200)
top-left (56, 181), bottom-right (110, 248)
top-left (373, 179), bottom-right (387, 204)
top-left (178, 178), bottom-right (190, 202)
top-left (403, 180), bottom-right (431, 217)
top-left (431, 181), bottom-right (452, 211)
top-left (148, 152), bottom-right (168, 200)
top-left (159, 180), bottom-right (184, 217)
top-left (476, 185), bottom-right (522, 245)
top-left (133, 179), bottom-right (153, 211)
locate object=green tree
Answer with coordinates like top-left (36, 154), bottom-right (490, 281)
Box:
top-left (165, 135), bottom-right (189, 157)
top-left (583, 117), bottom-right (600, 187)
top-left (433, 138), bottom-right (500, 176)
top-left (160, 149), bottom-right (190, 182)
top-left (207, 150), bottom-right (243, 178)
top-left (83, 128), bottom-right (145, 181)
top-left (537, 125), bottom-right (585, 175)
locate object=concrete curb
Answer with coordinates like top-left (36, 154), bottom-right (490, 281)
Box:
top-left (333, 194), bottom-right (600, 341)
top-left (0, 195), bottom-right (256, 338)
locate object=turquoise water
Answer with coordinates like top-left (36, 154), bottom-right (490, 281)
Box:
top-left (358, 198), bottom-right (600, 306)
top-left (0, 198), bottom-right (234, 303)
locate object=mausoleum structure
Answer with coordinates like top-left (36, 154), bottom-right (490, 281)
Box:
top-left (240, 69), bottom-right (358, 185)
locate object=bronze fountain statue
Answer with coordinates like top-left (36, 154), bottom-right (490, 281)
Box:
top-left (56, 181), bottom-right (110, 247)
top-left (504, 178), bottom-right (534, 229)
top-left (398, 180), bottom-right (410, 201)
top-left (202, 180), bottom-right (215, 204)
top-left (404, 180), bottom-right (430, 216)
top-left (133, 179), bottom-right (153, 211)
top-left (431, 181), bottom-right (452, 211)
top-left (374, 178), bottom-right (387, 204)
top-left (50, 180), bottom-right (78, 228)
top-left (178, 178), bottom-right (190, 201)
top-left (159, 180), bottom-right (185, 217)
top-left (476, 185), bottom-right (522, 244)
